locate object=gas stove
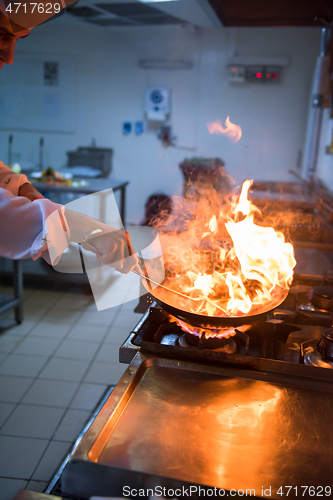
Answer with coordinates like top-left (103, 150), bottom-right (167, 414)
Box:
top-left (120, 273), bottom-right (333, 370)
top-left (54, 272), bottom-right (333, 500)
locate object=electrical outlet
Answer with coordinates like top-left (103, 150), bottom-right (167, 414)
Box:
top-left (228, 65), bottom-right (246, 83)
top-left (123, 122), bottom-right (131, 135)
top-left (135, 121), bottom-right (144, 135)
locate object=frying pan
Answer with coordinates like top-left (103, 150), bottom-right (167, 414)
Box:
top-left (138, 260), bottom-right (289, 329)
top-left (127, 227), bottom-right (289, 329)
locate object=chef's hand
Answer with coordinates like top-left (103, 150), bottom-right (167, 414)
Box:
top-left (82, 229), bottom-right (140, 274)
top-left (19, 182), bottom-right (45, 201)
top-left (64, 209), bottom-right (140, 274)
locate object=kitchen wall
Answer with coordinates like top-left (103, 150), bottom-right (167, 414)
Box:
top-left (314, 109), bottom-right (333, 191)
top-left (0, 21), bottom-right (320, 223)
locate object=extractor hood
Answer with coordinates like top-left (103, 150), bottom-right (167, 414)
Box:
top-left (66, 0), bottom-right (220, 28)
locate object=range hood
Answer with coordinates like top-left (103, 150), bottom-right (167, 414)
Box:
top-left (66, 0), bottom-right (220, 28)
top-left (207, 0), bottom-right (333, 27)
top-left (63, 0), bottom-right (333, 29)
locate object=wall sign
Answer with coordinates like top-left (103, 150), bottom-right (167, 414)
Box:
top-left (0, 54), bottom-right (75, 133)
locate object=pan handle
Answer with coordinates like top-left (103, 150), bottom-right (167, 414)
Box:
top-left (136, 253), bottom-right (154, 292)
top-left (125, 234), bottom-right (153, 292)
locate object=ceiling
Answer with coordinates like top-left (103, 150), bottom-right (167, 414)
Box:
top-left (62, 0), bottom-right (221, 28)
top-left (47, 0), bottom-right (333, 31)
top-left (207, 0), bottom-right (333, 27)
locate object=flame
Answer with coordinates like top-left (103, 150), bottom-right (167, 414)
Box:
top-left (233, 179), bottom-right (258, 217)
top-left (209, 214), bottom-right (218, 233)
top-left (176, 320), bottom-right (251, 339)
top-left (225, 274), bottom-right (252, 314)
top-left (194, 273), bottom-right (213, 296)
top-left (150, 179), bottom-right (296, 320)
top-left (207, 116), bottom-right (242, 143)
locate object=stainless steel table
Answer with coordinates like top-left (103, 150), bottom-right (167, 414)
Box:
top-left (29, 177), bottom-right (129, 227)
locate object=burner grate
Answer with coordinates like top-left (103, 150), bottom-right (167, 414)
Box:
top-left (122, 274), bottom-right (333, 368)
top-left (130, 306), bottom-right (303, 364)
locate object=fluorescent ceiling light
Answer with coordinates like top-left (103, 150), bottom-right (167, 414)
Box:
top-left (139, 59), bottom-right (193, 69)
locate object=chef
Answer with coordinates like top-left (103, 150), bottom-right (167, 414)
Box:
top-left (0, 3), bottom-right (139, 273)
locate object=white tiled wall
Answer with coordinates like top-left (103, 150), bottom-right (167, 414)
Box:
top-left (0, 283), bottom-right (141, 500)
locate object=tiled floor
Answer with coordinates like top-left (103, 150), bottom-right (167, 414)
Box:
top-left (0, 276), bottom-right (141, 500)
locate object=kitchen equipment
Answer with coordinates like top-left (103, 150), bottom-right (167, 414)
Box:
top-left (145, 86), bottom-right (170, 122)
top-left (132, 269), bottom-right (204, 301)
top-left (12, 491), bottom-right (59, 500)
top-left (66, 146), bottom-right (113, 178)
top-left (138, 268), bottom-right (288, 327)
top-left (47, 270), bottom-right (333, 500)
top-left (61, 351), bottom-right (333, 500)
top-left (179, 158), bottom-right (230, 199)
top-left (133, 241), bottom-right (290, 328)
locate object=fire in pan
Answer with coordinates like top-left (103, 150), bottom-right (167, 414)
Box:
top-left (135, 180), bottom-right (296, 330)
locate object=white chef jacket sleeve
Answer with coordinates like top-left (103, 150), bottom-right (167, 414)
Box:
top-left (0, 188), bottom-right (69, 264)
top-left (0, 161), bottom-right (30, 196)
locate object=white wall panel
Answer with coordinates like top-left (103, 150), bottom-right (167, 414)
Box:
top-left (0, 22), bottom-right (321, 222)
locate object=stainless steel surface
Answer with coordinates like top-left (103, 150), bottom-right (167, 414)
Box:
top-left (12, 492), bottom-right (59, 500)
top-left (294, 241), bottom-right (333, 251)
top-left (304, 348), bottom-right (333, 368)
top-left (46, 386), bottom-right (115, 496)
top-left (29, 178), bottom-right (129, 228)
top-left (67, 352), bottom-right (333, 499)
top-left (67, 146), bottom-right (113, 177)
top-left (61, 269), bottom-right (333, 499)
top-left (29, 177), bottom-right (128, 194)
top-left (294, 247), bottom-right (333, 277)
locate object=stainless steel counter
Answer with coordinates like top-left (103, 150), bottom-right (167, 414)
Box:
top-left (29, 177), bottom-right (129, 226)
top-left (62, 352), bottom-right (333, 499)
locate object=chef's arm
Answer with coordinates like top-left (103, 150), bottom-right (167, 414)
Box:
top-left (0, 188), bottom-right (60, 260)
top-left (0, 190), bottom-right (138, 274)
top-left (18, 183), bottom-right (45, 201)
top-left (0, 161), bottom-right (44, 200)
